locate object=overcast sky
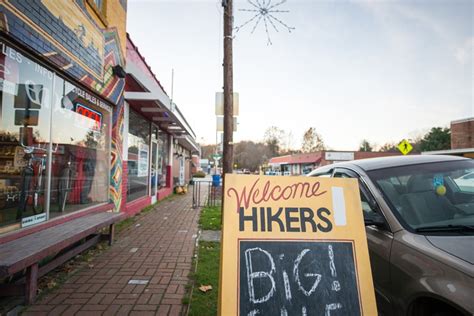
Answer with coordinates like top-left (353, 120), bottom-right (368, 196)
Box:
top-left (127, 0), bottom-right (473, 150)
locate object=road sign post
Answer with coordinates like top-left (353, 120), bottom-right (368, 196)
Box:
top-left (397, 139), bottom-right (413, 155)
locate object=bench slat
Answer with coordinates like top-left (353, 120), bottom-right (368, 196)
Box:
top-left (0, 212), bottom-right (123, 277)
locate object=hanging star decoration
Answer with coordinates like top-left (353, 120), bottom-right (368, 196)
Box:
top-left (234, 0), bottom-right (295, 45)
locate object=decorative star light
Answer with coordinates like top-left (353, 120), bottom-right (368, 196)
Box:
top-left (234, 0), bottom-right (295, 45)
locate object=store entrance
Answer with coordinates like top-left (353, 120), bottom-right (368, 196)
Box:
top-left (150, 140), bottom-right (158, 197)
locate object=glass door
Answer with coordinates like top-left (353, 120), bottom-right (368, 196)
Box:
top-left (151, 141), bottom-right (158, 196)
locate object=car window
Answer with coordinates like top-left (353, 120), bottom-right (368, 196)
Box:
top-left (333, 171), bottom-right (377, 217)
top-left (367, 160), bottom-right (474, 231)
top-left (464, 173), bottom-right (474, 180)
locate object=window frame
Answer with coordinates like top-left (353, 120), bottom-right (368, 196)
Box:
top-left (333, 167), bottom-right (392, 232)
top-left (86, 0), bottom-right (108, 27)
top-left (0, 37), bottom-right (113, 233)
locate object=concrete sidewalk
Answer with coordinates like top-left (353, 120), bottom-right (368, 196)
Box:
top-left (24, 192), bottom-right (201, 316)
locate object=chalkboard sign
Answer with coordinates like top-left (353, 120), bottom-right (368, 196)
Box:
top-left (219, 175), bottom-right (377, 315)
top-left (239, 240), bottom-right (360, 316)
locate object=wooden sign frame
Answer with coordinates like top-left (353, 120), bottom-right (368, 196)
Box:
top-left (218, 174), bottom-right (377, 316)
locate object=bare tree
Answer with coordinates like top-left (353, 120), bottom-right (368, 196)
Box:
top-left (379, 142), bottom-right (398, 152)
top-left (234, 141), bottom-right (272, 171)
top-left (200, 144), bottom-right (217, 160)
top-left (264, 126), bottom-right (285, 157)
top-left (301, 127), bottom-right (326, 153)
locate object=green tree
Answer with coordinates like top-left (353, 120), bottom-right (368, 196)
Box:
top-left (301, 127), bottom-right (326, 153)
top-left (419, 127), bottom-right (451, 151)
top-left (359, 139), bottom-right (373, 152)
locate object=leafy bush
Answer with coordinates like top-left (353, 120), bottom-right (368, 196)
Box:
top-left (193, 171), bottom-right (206, 178)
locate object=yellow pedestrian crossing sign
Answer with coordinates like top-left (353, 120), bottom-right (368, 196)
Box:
top-left (398, 139), bottom-right (413, 155)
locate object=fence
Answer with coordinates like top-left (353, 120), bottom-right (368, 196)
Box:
top-left (192, 180), bottom-right (222, 208)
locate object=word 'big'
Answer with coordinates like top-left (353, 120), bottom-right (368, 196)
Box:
top-left (239, 241), bottom-right (361, 316)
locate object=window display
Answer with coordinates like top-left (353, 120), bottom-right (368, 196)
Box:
top-left (50, 77), bottom-right (111, 214)
top-left (158, 132), bottom-right (169, 188)
top-left (127, 109), bottom-right (150, 201)
top-left (0, 39), bottom-right (111, 233)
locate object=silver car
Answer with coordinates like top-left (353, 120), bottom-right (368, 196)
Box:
top-left (308, 155), bottom-right (474, 316)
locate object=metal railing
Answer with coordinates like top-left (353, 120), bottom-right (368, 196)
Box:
top-left (192, 180), bottom-right (222, 208)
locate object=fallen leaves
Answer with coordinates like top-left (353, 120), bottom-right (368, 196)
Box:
top-left (198, 285), bottom-right (213, 293)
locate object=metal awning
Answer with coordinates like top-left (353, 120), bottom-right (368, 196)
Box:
top-left (124, 39), bottom-right (199, 153)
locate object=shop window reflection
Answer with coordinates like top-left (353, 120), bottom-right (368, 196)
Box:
top-left (0, 43), bottom-right (52, 233)
top-left (127, 110), bottom-right (150, 202)
top-left (158, 132), bottom-right (169, 188)
top-left (50, 77), bottom-right (111, 216)
top-left (0, 39), bottom-right (112, 233)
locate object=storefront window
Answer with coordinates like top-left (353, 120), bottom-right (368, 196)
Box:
top-left (0, 41), bottom-right (53, 233)
top-left (50, 77), bottom-right (111, 215)
top-left (0, 39), bottom-right (112, 234)
top-left (158, 132), bottom-right (169, 188)
top-left (151, 126), bottom-right (158, 196)
top-left (127, 110), bottom-right (150, 201)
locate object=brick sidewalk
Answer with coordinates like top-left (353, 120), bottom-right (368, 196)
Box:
top-left (24, 192), bottom-right (202, 316)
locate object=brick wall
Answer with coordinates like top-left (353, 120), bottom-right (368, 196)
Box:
top-left (0, 0), bottom-right (126, 103)
top-left (451, 118), bottom-right (474, 149)
top-left (320, 151), bottom-right (404, 166)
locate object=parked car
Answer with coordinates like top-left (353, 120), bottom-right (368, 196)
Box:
top-left (454, 172), bottom-right (474, 193)
top-left (308, 155), bottom-right (474, 316)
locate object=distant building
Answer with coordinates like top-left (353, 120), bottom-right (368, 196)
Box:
top-left (191, 155), bottom-right (201, 174)
top-left (451, 117), bottom-right (473, 149)
top-left (200, 159), bottom-right (210, 173)
top-left (269, 151), bottom-right (404, 175)
top-left (422, 117), bottom-right (474, 158)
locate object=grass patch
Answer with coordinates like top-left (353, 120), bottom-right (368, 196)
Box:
top-left (188, 241), bottom-right (220, 316)
top-left (115, 216), bottom-right (137, 233)
top-left (199, 206), bottom-right (221, 230)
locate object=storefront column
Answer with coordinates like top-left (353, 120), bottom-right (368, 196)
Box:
top-left (166, 134), bottom-right (174, 188)
top-left (120, 102), bottom-right (129, 211)
top-left (110, 99), bottom-right (125, 212)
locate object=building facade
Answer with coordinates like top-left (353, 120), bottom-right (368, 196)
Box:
top-left (422, 118), bottom-right (474, 158)
top-left (0, 2), bottom-right (199, 238)
top-left (123, 35), bottom-right (199, 216)
top-left (451, 118), bottom-right (473, 150)
top-left (0, 0), bottom-right (127, 237)
top-left (269, 151), bottom-right (403, 175)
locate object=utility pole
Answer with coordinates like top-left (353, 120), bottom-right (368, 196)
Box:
top-left (222, 0), bottom-right (233, 176)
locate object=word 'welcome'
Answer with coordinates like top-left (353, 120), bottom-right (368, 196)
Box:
top-left (227, 178), bottom-right (327, 211)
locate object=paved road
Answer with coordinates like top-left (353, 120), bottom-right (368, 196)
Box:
top-left (24, 192), bottom-right (201, 316)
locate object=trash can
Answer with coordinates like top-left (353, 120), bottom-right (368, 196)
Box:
top-left (212, 174), bottom-right (221, 187)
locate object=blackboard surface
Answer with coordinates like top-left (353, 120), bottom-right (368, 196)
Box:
top-left (239, 240), bottom-right (361, 316)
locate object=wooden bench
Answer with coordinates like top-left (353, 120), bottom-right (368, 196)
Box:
top-left (0, 211), bottom-right (123, 304)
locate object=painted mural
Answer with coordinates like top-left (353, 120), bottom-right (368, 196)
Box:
top-left (0, 0), bottom-right (126, 211)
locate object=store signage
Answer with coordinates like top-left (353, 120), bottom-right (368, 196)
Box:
top-left (138, 143), bottom-right (149, 177)
top-left (219, 175), bottom-right (377, 316)
top-left (179, 157), bottom-right (185, 186)
top-left (21, 212), bottom-right (47, 228)
top-left (14, 109), bottom-right (39, 126)
top-left (74, 87), bottom-right (112, 113)
top-left (325, 151), bottom-right (354, 161)
top-left (0, 41), bottom-right (23, 64)
top-left (75, 103), bottom-right (102, 132)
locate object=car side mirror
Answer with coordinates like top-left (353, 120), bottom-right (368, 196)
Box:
top-left (364, 212), bottom-right (385, 227)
